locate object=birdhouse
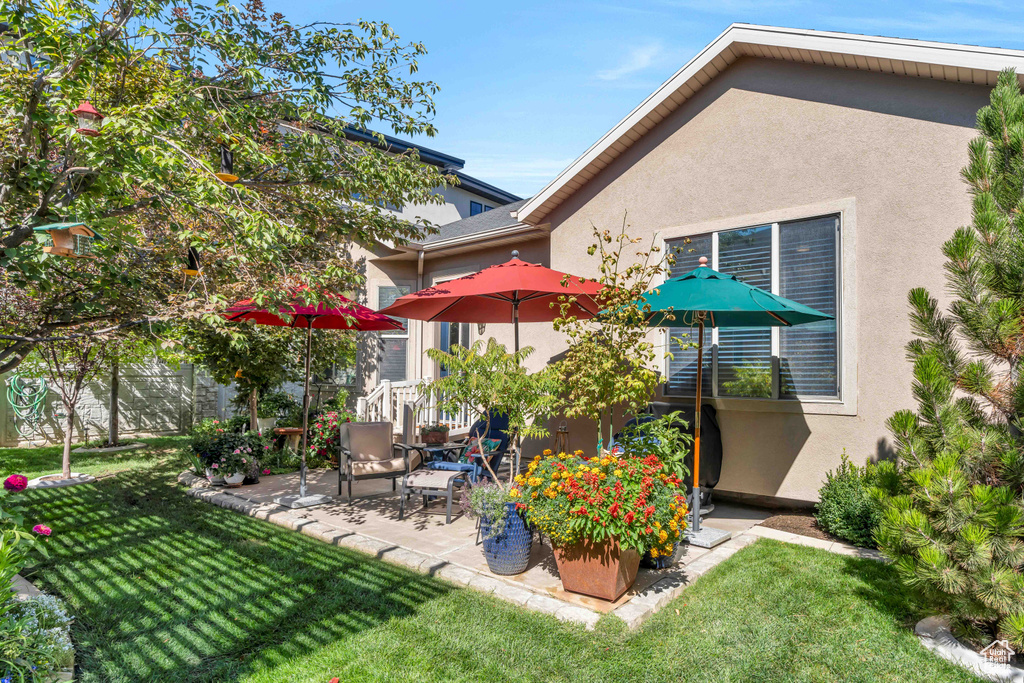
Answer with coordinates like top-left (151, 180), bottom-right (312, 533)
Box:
top-left (215, 141), bottom-right (238, 183)
top-left (71, 101), bottom-right (104, 137)
top-left (33, 222), bottom-right (102, 258)
top-left (183, 246), bottom-right (201, 276)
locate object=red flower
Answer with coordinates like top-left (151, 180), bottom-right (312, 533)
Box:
top-left (624, 511), bottom-right (635, 524)
top-left (33, 524), bottom-right (51, 536)
top-left (4, 474), bottom-right (27, 492)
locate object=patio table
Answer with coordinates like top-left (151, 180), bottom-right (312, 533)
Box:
top-left (399, 468), bottom-right (462, 524)
top-left (406, 441), bottom-right (468, 464)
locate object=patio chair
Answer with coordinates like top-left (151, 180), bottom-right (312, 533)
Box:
top-left (428, 412), bottom-right (510, 484)
top-left (338, 421), bottom-right (422, 503)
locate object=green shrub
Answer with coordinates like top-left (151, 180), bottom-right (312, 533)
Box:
top-left (815, 451), bottom-right (897, 548)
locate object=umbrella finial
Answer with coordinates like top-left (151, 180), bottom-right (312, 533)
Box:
top-left (699, 256), bottom-right (708, 267)
top-left (512, 250), bottom-right (519, 259)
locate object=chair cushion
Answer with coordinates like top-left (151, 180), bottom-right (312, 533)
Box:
top-left (343, 422), bottom-right (393, 462)
top-left (429, 461), bottom-right (474, 473)
top-left (352, 457), bottom-right (405, 476)
top-left (466, 437), bottom-right (502, 457)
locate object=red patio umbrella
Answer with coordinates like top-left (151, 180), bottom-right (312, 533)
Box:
top-left (378, 251), bottom-right (604, 353)
top-left (225, 288), bottom-right (403, 507)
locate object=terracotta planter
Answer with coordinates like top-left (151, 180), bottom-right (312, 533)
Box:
top-left (552, 537), bottom-right (640, 601)
top-left (421, 430), bottom-right (448, 445)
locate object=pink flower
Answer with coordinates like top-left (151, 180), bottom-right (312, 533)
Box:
top-left (264, 445), bottom-right (270, 450)
top-left (4, 474), bottom-right (27, 492)
top-left (241, 459), bottom-right (247, 464)
top-left (32, 524), bottom-right (51, 536)
top-left (233, 449), bottom-right (240, 454)
top-left (262, 469), bottom-right (271, 475)
top-left (212, 463), bottom-right (219, 469)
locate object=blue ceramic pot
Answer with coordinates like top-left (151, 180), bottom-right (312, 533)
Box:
top-left (480, 502), bottom-right (532, 575)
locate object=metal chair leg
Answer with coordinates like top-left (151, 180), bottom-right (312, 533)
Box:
top-left (347, 476), bottom-right (353, 505)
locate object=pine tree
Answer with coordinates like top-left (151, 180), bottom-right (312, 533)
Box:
top-left (877, 69), bottom-right (1024, 648)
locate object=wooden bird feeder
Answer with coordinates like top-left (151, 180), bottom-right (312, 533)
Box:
top-left (33, 222), bottom-right (102, 258)
top-left (71, 101), bottom-right (104, 137)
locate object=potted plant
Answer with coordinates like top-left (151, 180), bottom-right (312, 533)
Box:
top-left (516, 449), bottom-right (689, 601)
top-left (255, 390), bottom-right (299, 434)
top-left (460, 483), bottom-right (532, 575)
top-left (419, 423), bottom-right (449, 445)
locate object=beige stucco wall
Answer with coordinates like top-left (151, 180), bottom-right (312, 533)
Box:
top-left (533, 56), bottom-right (991, 503)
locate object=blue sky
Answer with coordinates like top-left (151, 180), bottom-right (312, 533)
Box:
top-left (265, 0), bottom-right (1024, 199)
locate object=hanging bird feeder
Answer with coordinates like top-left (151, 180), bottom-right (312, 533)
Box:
top-left (71, 101), bottom-right (104, 137)
top-left (33, 222), bottom-right (102, 258)
top-left (215, 139), bottom-right (239, 183)
top-left (183, 246), bottom-right (201, 276)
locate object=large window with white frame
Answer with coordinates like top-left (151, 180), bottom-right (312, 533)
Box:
top-left (665, 214), bottom-right (840, 401)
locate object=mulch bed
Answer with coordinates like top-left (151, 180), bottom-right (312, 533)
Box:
top-left (759, 511), bottom-right (842, 544)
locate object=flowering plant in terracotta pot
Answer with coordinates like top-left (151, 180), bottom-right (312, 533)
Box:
top-left (514, 449), bottom-right (689, 600)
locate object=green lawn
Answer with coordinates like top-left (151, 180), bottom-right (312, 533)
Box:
top-left (1, 435), bottom-right (188, 480)
top-left (4, 444), bottom-right (980, 682)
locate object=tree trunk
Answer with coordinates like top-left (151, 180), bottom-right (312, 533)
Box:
top-left (249, 387), bottom-right (259, 432)
top-left (62, 407), bottom-right (74, 479)
top-left (107, 358), bottom-right (119, 447)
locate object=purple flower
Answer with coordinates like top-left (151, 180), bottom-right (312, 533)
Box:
top-left (4, 474), bottom-right (27, 492)
top-left (32, 524), bottom-right (51, 536)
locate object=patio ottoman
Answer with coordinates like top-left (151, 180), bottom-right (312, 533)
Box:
top-left (399, 469), bottom-right (462, 524)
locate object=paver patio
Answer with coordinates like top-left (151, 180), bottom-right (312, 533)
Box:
top-left (181, 468), bottom-right (778, 627)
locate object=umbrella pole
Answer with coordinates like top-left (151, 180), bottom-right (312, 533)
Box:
top-left (513, 296), bottom-right (521, 475)
top-left (692, 319), bottom-right (703, 535)
top-left (299, 322), bottom-right (312, 499)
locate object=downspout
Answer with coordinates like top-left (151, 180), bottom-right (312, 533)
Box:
top-left (417, 249), bottom-right (425, 381)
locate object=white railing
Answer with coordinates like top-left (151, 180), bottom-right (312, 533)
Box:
top-left (356, 377), bottom-right (474, 438)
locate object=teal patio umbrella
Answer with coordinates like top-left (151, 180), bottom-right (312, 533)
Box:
top-left (637, 256), bottom-right (833, 546)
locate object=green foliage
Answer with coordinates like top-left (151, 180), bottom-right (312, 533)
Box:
top-left (516, 451), bottom-right (689, 555)
top-left (0, 0), bottom-right (449, 376)
top-left (459, 483), bottom-right (515, 539)
top-left (877, 69), bottom-right (1024, 649)
top-left (815, 452), bottom-right (897, 548)
top-left (307, 411), bottom-right (356, 467)
top-left (187, 420), bottom-right (269, 476)
top-left (615, 412), bottom-right (693, 481)
top-left (424, 339), bottom-right (560, 484)
top-left (4, 594), bottom-right (75, 678)
top-left (256, 391), bottom-right (299, 420)
top-left (553, 216), bottom-right (672, 447)
top-left (720, 364), bottom-right (773, 398)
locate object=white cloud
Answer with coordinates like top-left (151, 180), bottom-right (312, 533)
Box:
top-left (596, 42), bottom-right (664, 81)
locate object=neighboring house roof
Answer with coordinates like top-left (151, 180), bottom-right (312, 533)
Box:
top-left (342, 126), bottom-right (521, 206)
top-left (515, 23), bottom-right (1024, 227)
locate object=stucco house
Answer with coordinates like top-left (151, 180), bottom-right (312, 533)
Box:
top-left (354, 23), bottom-right (1024, 506)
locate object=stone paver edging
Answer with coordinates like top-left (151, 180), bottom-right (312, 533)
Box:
top-left (178, 471), bottom-right (884, 631)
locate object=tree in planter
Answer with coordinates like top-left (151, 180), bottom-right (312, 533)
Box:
top-left (553, 216), bottom-right (673, 449)
top-left (0, 0), bottom-right (450, 375)
top-left (423, 339), bottom-right (560, 486)
top-left (876, 70), bottom-right (1024, 649)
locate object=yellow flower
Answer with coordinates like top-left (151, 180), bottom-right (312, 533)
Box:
top-left (589, 456), bottom-right (600, 464)
top-left (543, 449), bottom-right (552, 456)
top-left (650, 548), bottom-right (659, 558)
top-left (509, 488), bottom-right (520, 498)
top-left (659, 530), bottom-right (668, 543)
top-left (531, 491), bottom-right (538, 499)
top-left (527, 477), bottom-right (542, 487)
top-left (574, 449), bottom-right (584, 456)
top-left (514, 474), bottom-right (525, 484)
top-left (613, 469), bottom-right (622, 477)
top-left (551, 472), bottom-right (560, 480)
top-left (600, 457), bottom-right (612, 466)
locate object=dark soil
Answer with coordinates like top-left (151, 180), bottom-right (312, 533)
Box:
top-left (760, 511), bottom-right (842, 544)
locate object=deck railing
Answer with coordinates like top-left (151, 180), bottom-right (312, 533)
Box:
top-left (356, 377), bottom-right (474, 438)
